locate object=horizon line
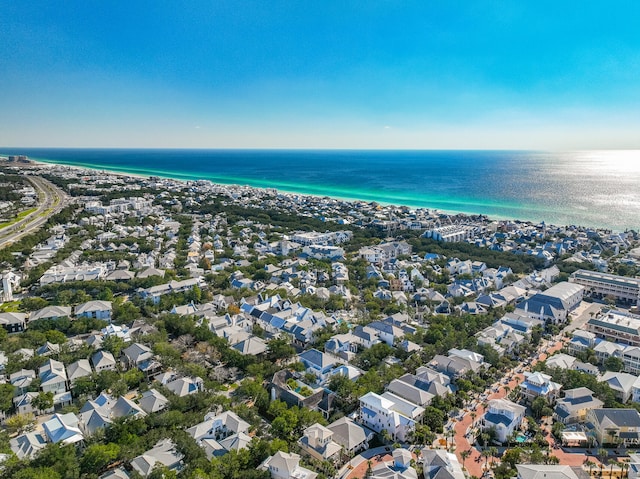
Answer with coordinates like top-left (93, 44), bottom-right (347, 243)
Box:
top-left (2, 146), bottom-right (640, 153)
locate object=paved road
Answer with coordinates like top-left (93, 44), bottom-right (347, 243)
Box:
top-left (564, 302), bottom-right (603, 335)
top-left (450, 332), bottom-right (597, 477)
top-left (0, 175), bottom-right (68, 249)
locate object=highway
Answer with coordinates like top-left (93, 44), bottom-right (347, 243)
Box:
top-left (0, 175), bottom-right (69, 250)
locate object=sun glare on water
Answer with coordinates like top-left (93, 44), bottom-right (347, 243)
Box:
top-left (580, 150), bottom-right (640, 174)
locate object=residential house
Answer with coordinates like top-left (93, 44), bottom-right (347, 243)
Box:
top-left (554, 387), bottom-right (604, 425)
top-left (138, 389), bottom-right (169, 414)
top-left (422, 449), bottom-right (465, 479)
top-left (14, 392), bottom-right (52, 415)
top-left (545, 353), bottom-right (599, 376)
top-left (130, 439), bottom-right (184, 477)
top-left (587, 408), bottom-right (640, 446)
top-left (92, 350), bottom-right (117, 372)
top-left (232, 336), bottom-right (268, 356)
top-left (10, 369), bottom-right (35, 395)
top-left (599, 371), bottom-right (638, 403)
top-left (111, 396), bottom-right (147, 419)
top-left (166, 376), bottom-right (204, 397)
top-left (0, 312), bottom-right (27, 333)
top-left (122, 343), bottom-right (154, 369)
top-left (385, 377), bottom-right (434, 407)
top-left (297, 423), bottom-right (342, 463)
top-left (29, 305), bottom-right (72, 322)
top-left (429, 349), bottom-right (486, 379)
top-left (261, 451), bottom-right (318, 479)
top-left (74, 300), bottom-right (113, 320)
top-left (39, 358), bottom-right (68, 396)
top-left (298, 349), bottom-right (338, 382)
top-left (368, 448), bottom-right (418, 479)
top-left (42, 413), bottom-right (84, 445)
top-left (67, 359), bottom-right (93, 384)
top-left (515, 465), bottom-right (582, 479)
top-left (481, 398), bottom-right (526, 443)
top-left (9, 432), bottom-right (48, 459)
top-left (325, 417), bottom-right (369, 456)
top-left (520, 371), bottom-right (562, 404)
top-left (358, 392), bottom-right (418, 442)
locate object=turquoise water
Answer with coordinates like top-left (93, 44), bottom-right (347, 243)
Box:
top-left (2, 148), bottom-right (639, 231)
top-left (515, 434), bottom-right (527, 443)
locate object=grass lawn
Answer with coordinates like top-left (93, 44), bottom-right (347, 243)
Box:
top-left (0, 207), bottom-right (37, 229)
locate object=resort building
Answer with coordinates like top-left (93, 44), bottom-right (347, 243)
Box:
top-left (424, 225), bottom-right (472, 243)
top-left (516, 282), bottom-right (584, 323)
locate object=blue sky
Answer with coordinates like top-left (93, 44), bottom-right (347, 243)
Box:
top-left (2, 1), bottom-right (640, 149)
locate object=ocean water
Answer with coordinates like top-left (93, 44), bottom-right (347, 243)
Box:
top-left (2, 148), bottom-right (639, 231)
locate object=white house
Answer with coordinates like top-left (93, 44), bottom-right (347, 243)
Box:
top-left (74, 300), bottom-right (113, 320)
top-left (482, 398), bottom-right (526, 443)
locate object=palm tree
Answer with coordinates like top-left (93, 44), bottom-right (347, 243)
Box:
top-left (481, 449), bottom-right (491, 471)
top-left (470, 411), bottom-right (477, 426)
top-left (621, 461), bottom-right (630, 479)
top-left (608, 459), bottom-right (618, 479)
top-left (480, 432), bottom-right (490, 449)
top-left (489, 446), bottom-right (499, 469)
top-left (447, 429), bottom-right (456, 451)
top-left (460, 449), bottom-right (471, 470)
top-left (598, 449), bottom-right (609, 477)
top-left (584, 460), bottom-right (596, 477)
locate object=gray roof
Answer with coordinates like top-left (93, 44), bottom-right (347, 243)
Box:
top-left (591, 408), bottom-right (640, 429)
top-left (516, 465), bottom-right (581, 479)
top-left (67, 359), bottom-right (93, 381)
top-left (327, 417), bottom-right (368, 451)
top-left (29, 305), bottom-right (72, 321)
top-left (138, 389), bottom-right (169, 414)
top-left (75, 300), bottom-right (113, 315)
top-left (130, 439), bottom-right (183, 477)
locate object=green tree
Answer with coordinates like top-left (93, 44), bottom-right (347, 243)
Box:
top-left (31, 391), bottom-right (54, 413)
top-left (13, 468), bottom-right (61, 479)
top-left (266, 337), bottom-right (296, 362)
top-left (102, 334), bottom-right (126, 359)
top-left (0, 383), bottom-right (16, 413)
top-left (80, 443), bottom-right (121, 475)
top-left (531, 396), bottom-right (549, 419)
top-left (423, 406), bottom-right (445, 433)
top-left (604, 356), bottom-right (624, 372)
top-left (460, 449), bottom-right (471, 470)
top-left (5, 412), bottom-right (36, 434)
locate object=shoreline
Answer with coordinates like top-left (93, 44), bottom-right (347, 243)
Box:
top-left (0, 155), bottom-right (627, 233)
top-left (0, 153), bottom-right (637, 233)
top-left (22, 157), bottom-right (507, 220)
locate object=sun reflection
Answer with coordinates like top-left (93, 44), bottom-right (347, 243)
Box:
top-left (578, 150), bottom-right (640, 173)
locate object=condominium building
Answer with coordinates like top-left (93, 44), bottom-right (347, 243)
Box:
top-left (570, 270), bottom-right (640, 305)
top-left (587, 310), bottom-right (640, 347)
